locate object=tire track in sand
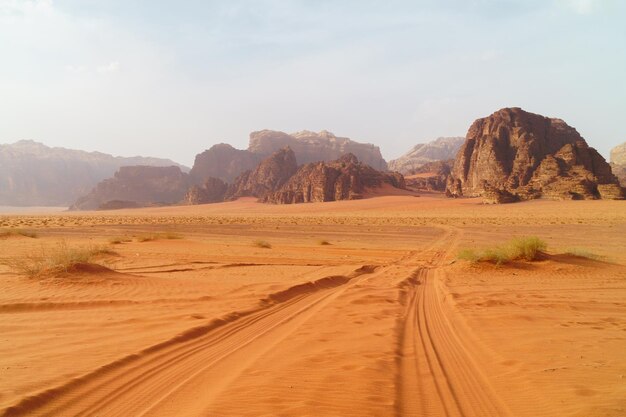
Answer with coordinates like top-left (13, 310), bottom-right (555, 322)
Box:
top-left (396, 228), bottom-right (512, 417)
top-left (1, 267), bottom-right (377, 417)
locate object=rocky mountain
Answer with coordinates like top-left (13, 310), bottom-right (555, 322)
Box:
top-left (248, 130), bottom-right (387, 170)
top-left (264, 154), bottom-right (405, 204)
top-left (183, 177), bottom-right (228, 205)
top-left (188, 143), bottom-right (262, 184)
top-left (0, 140), bottom-right (187, 206)
top-left (446, 108), bottom-right (624, 203)
top-left (388, 137), bottom-right (464, 174)
top-left (404, 160), bottom-right (453, 192)
top-left (70, 166), bottom-right (190, 210)
top-left (611, 142), bottom-right (626, 186)
top-left (225, 147), bottom-right (298, 200)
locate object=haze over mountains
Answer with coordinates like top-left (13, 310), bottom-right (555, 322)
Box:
top-left (0, 140), bottom-right (187, 206)
top-left (2, 110), bottom-right (624, 209)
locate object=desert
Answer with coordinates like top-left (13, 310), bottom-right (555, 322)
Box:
top-left (2, 2), bottom-right (626, 416)
top-left (0, 194), bottom-right (625, 416)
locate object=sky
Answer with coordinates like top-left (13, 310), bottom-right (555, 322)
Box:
top-left (1, 0), bottom-right (625, 166)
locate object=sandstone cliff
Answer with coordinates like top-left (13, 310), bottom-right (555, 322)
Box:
top-left (388, 137), bottom-right (464, 174)
top-left (226, 147), bottom-right (298, 200)
top-left (404, 160), bottom-right (453, 192)
top-left (610, 142), bottom-right (626, 186)
top-left (71, 166), bottom-right (190, 210)
top-left (183, 177), bottom-right (228, 205)
top-left (189, 143), bottom-right (262, 184)
top-left (248, 130), bottom-right (387, 170)
top-left (0, 140), bottom-right (187, 206)
top-left (264, 154), bottom-right (404, 204)
top-left (446, 108), bottom-right (623, 202)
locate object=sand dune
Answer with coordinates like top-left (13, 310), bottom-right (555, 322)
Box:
top-left (0, 196), bottom-right (625, 416)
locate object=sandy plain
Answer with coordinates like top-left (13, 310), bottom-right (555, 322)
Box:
top-left (0, 194), bottom-right (625, 416)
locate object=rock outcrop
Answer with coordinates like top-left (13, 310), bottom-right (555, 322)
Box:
top-left (0, 140), bottom-right (187, 206)
top-left (183, 177), bottom-right (228, 205)
top-left (189, 143), bottom-right (262, 184)
top-left (404, 160), bottom-right (453, 192)
top-left (248, 130), bottom-right (387, 170)
top-left (71, 166), bottom-right (190, 210)
top-left (264, 154), bottom-right (404, 204)
top-left (226, 147), bottom-right (298, 200)
top-left (610, 142), bottom-right (626, 186)
top-left (446, 108), bottom-right (624, 202)
top-left (388, 137), bottom-right (464, 174)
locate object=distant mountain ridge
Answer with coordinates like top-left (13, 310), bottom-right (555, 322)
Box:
top-left (388, 137), bottom-right (464, 174)
top-left (0, 140), bottom-right (187, 206)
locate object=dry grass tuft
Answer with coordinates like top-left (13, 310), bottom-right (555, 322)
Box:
top-left (5, 241), bottom-right (118, 278)
top-left (565, 248), bottom-right (601, 260)
top-left (137, 232), bottom-right (183, 242)
top-left (318, 240), bottom-right (332, 246)
top-left (109, 236), bottom-right (132, 245)
top-left (457, 236), bottom-right (547, 265)
top-left (253, 240), bottom-right (272, 249)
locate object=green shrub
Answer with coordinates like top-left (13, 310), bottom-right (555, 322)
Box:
top-left (253, 240), bottom-right (272, 249)
top-left (6, 241), bottom-right (118, 278)
top-left (457, 236), bottom-right (547, 265)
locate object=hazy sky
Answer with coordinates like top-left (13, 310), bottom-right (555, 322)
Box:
top-left (1, 0), bottom-right (624, 166)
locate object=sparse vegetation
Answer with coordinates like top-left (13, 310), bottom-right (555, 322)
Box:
top-left (253, 240), bottom-right (272, 249)
top-left (0, 229), bottom-right (38, 239)
top-left (5, 241), bottom-right (118, 278)
top-left (137, 232), bottom-right (183, 242)
top-left (318, 240), bottom-right (331, 245)
top-left (109, 236), bottom-right (132, 244)
top-left (565, 248), bottom-right (601, 260)
top-left (457, 236), bottom-right (547, 265)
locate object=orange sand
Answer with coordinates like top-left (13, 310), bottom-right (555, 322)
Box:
top-left (0, 194), bottom-right (624, 416)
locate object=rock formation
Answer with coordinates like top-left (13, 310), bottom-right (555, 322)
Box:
top-left (71, 166), bottom-right (190, 210)
top-left (264, 154), bottom-right (405, 204)
top-left (610, 142), bottom-right (626, 186)
top-left (404, 160), bottom-right (453, 192)
top-left (226, 147), bottom-right (298, 200)
top-left (388, 137), bottom-right (464, 174)
top-left (183, 177), bottom-right (228, 205)
top-left (0, 140), bottom-right (187, 206)
top-left (248, 130), bottom-right (387, 170)
top-left (189, 143), bottom-right (262, 184)
top-left (446, 108), bottom-right (624, 202)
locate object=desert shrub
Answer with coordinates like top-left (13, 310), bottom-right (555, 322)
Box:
top-left (137, 232), bottom-right (182, 242)
top-left (0, 229), bottom-right (38, 239)
top-left (318, 240), bottom-right (331, 246)
top-left (109, 236), bottom-right (132, 244)
top-left (253, 240), bottom-right (272, 249)
top-left (565, 248), bottom-right (601, 260)
top-left (457, 236), bottom-right (547, 265)
top-left (6, 241), bottom-right (118, 278)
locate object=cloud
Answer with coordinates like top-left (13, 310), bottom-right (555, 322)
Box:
top-left (97, 61), bottom-right (120, 74)
top-left (561, 0), bottom-right (599, 14)
top-left (65, 64), bottom-right (86, 73)
top-left (0, 0), bottom-right (53, 16)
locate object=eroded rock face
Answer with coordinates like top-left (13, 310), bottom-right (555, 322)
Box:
top-left (264, 153), bottom-right (405, 204)
top-left (183, 177), bottom-right (228, 205)
top-left (71, 166), bottom-right (190, 210)
top-left (388, 137), bottom-right (464, 174)
top-left (248, 130), bottom-right (387, 170)
top-left (404, 160), bottom-right (453, 192)
top-left (189, 143), bottom-right (262, 184)
top-left (446, 108), bottom-right (624, 202)
top-left (611, 142), bottom-right (626, 186)
top-left (226, 147), bottom-right (298, 200)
